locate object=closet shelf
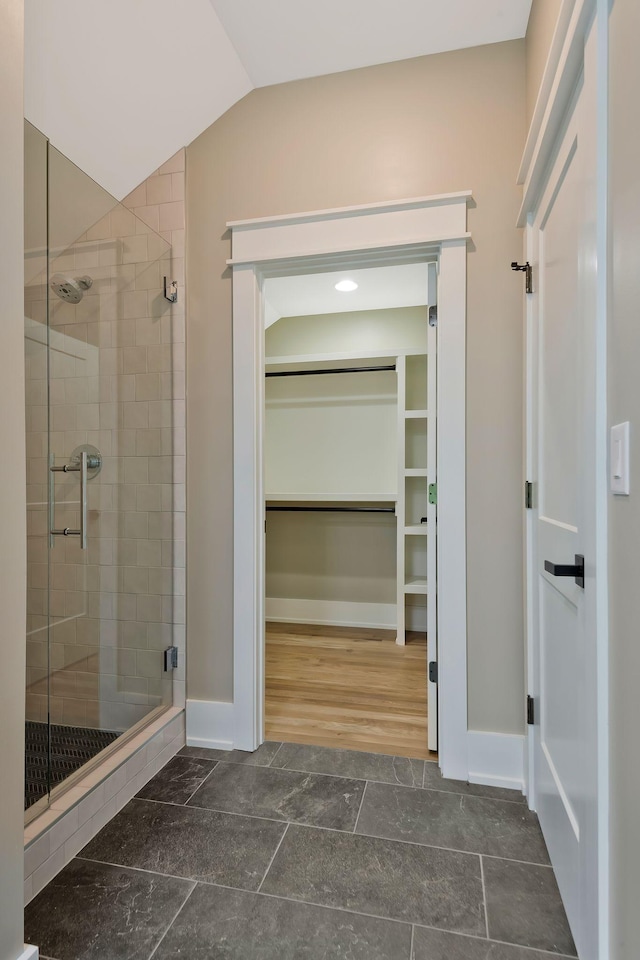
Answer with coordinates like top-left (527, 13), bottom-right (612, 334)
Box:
top-left (405, 410), bottom-right (429, 419)
top-left (266, 493), bottom-right (397, 503)
top-left (404, 577), bottom-right (428, 595)
top-left (404, 469), bottom-right (429, 478)
top-left (405, 525), bottom-right (428, 536)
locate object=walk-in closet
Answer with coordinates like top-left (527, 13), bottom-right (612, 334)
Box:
top-left (263, 263), bottom-right (437, 759)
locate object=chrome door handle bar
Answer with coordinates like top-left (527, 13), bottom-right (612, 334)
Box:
top-left (50, 450), bottom-right (88, 549)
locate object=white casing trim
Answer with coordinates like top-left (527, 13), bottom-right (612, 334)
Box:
top-left (467, 731), bottom-right (526, 792)
top-left (230, 193), bottom-right (469, 779)
top-left (518, 0), bottom-right (578, 186)
top-left (186, 699), bottom-right (235, 751)
top-left (265, 597), bottom-right (427, 632)
top-left (517, 0), bottom-right (597, 224)
top-left (18, 948), bottom-right (38, 960)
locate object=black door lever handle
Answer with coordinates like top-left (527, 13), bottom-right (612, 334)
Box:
top-left (544, 554), bottom-right (584, 589)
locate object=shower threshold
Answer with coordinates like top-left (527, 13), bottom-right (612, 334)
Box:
top-left (25, 721), bottom-right (120, 810)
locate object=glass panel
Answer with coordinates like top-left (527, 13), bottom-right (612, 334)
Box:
top-left (24, 121), bottom-right (51, 811)
top-left (24, 124), bottom-right (175, 817)
top-left (47, 146), bottom-right (173, 743)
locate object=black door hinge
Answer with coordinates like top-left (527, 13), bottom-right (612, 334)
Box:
top-left (511, 261), bottom-right (533, 294)
top-left (527, 695), bottom-right (535, 725)
top-left (525, 481), bottom-right (534, 510)
top-left (429, 661), bottom-right (438, 684)
top-left (164, 646), bottom-right (179, 672)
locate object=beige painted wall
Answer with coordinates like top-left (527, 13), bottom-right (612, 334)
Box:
top-left (608, 2), bottom-right (640, 955)
top-left (0, 0), bottom-right (26, 956)
top-left (525, 0), bottom-right (563, 123)
top-left (186, 41), bottom-right (526, 733)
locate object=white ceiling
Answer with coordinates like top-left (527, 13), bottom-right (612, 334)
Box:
top-left (264, 263), bottom-right (430, 327)
top-left (210, 0), bottom-right (533, 87)
top-left (25, 0), bottom-right (532, 199)
top-left (25, 0), bottom-right (252, 199)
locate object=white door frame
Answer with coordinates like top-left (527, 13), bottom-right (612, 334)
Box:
top-left (228, 192), bottom-right (471, 780)
top-left (520, 0), bottom-right (609, 954)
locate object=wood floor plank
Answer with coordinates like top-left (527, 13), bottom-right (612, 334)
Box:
top-left (265, 623), bottom-right (436, 761)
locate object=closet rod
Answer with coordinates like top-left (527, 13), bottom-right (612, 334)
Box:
top-left (266, 506), bottom-right (395, 514)
top-left (265, 364), bottom-right (396, 378)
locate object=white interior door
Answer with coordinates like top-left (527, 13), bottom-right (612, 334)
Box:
top-left (529, 25), bottom-right (600, 960)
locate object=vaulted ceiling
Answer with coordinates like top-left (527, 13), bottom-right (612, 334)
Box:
top-left (24, 0), bottom-right (532, 200)
top-left (210, 0), bottom-right (533, 87)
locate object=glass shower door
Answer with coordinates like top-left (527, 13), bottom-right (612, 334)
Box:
top-left (24, 123), bottom-right (175, 816)
top-left (24, 121), bottom-right (53, 809)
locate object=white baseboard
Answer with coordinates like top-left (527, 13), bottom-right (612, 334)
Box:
top-left (467, 730), bottom-right (526, 792)
top-left (186, 699), bottom-right (235, 750)
top-left (19, 947), bottom-right (38, 960)
top-left (266, 597), bottom-right (427, 632)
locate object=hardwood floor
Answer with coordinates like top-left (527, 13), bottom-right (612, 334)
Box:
top-left (265, 622), bottom-right (436, 760)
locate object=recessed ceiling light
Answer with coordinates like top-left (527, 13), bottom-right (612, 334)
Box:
top-left (335, 280), bottom-right (358, 292)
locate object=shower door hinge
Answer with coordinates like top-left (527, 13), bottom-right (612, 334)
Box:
top-left (525, 481), bottom-right (534, 509)
top-left (163, 646), bottom-right (179, 672)
top-left (527, 695), bottom-right (535, 725)
top-left (163, 277), bottom-right (178, 303)
top-left (429, 661), bottom-right (438, 684)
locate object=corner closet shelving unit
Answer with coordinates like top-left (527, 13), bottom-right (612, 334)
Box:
top-left (265, 329), bottom-right (436, 648)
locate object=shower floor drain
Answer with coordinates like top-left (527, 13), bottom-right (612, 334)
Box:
top-left (25, 721), bottom-right (120, 810)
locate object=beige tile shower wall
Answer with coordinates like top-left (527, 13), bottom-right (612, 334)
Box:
top-left (24, 150), bottom-right (185, 732)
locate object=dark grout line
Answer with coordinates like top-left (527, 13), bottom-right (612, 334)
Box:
top-left (132, 795), bottom-right (197, 809)
top-left (479, 854), bottom-right (490, 939)
top-left (147, 881), bottom-right (197, 960)
top-left (353, 780), bottom-right (368, 833)
top-left (257, 822), bottom-right (289, 892)
top-left (180, 760), bottom-right (220, 805)
top-left (208, 758), bottom-right (525, 803)
top-left (120, 794), bottom-right (550, 868)
top-left (412, 922), bottom-right (579, 959)
top-left (74, 855), bottom-right (197, 886)
top-left (268, 742), bottom-right (285, 766)
top-left (66, 857), bottom-right (573, 956)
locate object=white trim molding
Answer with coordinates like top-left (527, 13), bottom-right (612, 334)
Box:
top-left (186, 699), bottom-right (235, 751)
top-left (517, 0), bottom-right (597, 224)
top-left (467, 731), bottom-right (526, 793)
top-left (18, 947), bottom-right (39, 960)
top-left (229, 192), bottom-right (470, 778)
top-left (266, 598), bottom-right (427, 632)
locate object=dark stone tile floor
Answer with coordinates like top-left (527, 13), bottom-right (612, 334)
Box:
top-left (24, 742), bottom-right (578, 960)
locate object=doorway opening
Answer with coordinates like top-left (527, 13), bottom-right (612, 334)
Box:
top-left (262, 262), bottom-right (437, 759)
top-left (226, 192), bottom-right (470, 782)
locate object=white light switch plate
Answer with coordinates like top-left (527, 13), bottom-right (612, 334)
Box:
top-left (611, 421), bottom-right (630, 495)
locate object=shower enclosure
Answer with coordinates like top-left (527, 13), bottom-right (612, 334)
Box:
top-left (24, 122), bottom-right (178, 817)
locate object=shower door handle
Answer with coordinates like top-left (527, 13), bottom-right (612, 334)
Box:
top-left (50, 450), bottom-right (88, 549)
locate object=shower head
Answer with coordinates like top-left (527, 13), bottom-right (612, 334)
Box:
top-left (50, 274), bottom-right (93, 304)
